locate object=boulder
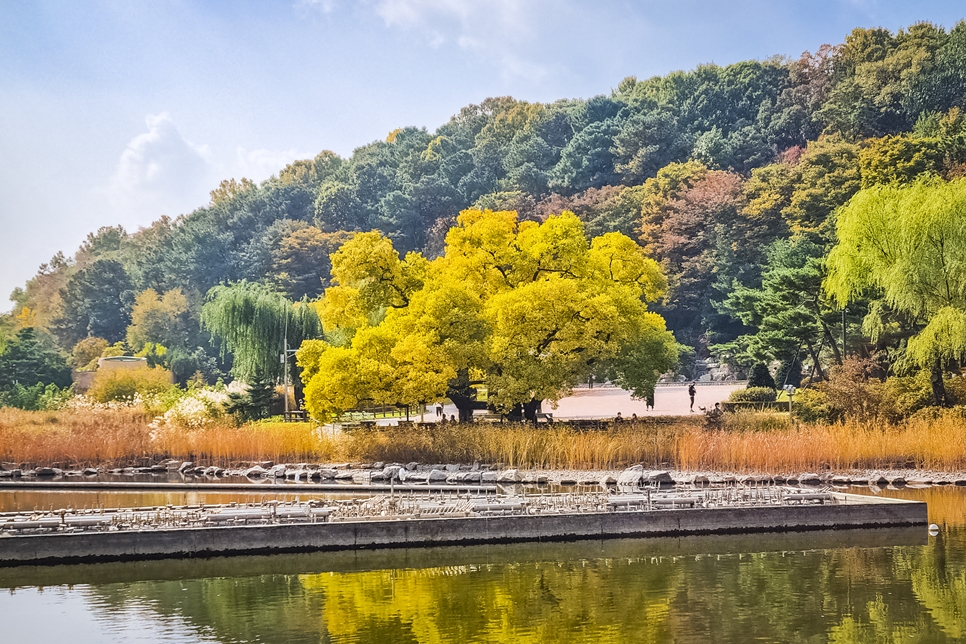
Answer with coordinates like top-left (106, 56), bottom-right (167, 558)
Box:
top-left (243, 466), bottom-right (268, 478)
top-left (799, 473), bottom-right (822, 485)
top-left (405, 462), bottom-right (419, 471)
top-left (644, 470), bottom-right (674, 485)
top-left (179, 461), bottom-right (194, 473)
top-left (270, 465), bottom-right (288, 478)
top-left (381, 465), bottom-right (401, 481)
top-left (480, 471), bottom-right (498, 483)
top-left (497, 469), bottom-right (523, 483)
top-left (445, 464), bottom-right (460, 473)
top-left (460, 471), bottom-right (482, 483)
top-left (372, 462), bottom-right (385, 470)
top-left (334, 470), bottom-right (355, 480)
top-left (599, 474), bottom-right (617, 485)
top-left (617, 465), bottom-right (643, 486)
top-left (317, 469), bottom-right (338, 480)
top-left (35, 467), bottom-right (62, 477)
top-left (401, 469), bottom-right (429, 482)
top-left (427, 469), bottom-right (448, 482)
top-left (83, 467), bottom-right (99, 476)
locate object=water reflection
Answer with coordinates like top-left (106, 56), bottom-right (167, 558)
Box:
top-left (1, 487), bottom-right (963, 643)
top-left (0, 489), bottom-right (361, 513)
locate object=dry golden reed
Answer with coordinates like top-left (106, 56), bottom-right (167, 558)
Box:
top-left (3, 408), bottom-right (966, 472)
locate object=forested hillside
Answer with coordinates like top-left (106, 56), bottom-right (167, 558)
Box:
top-left (4, 21), bottom-right (966, 396)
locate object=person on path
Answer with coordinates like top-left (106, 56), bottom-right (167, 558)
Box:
top-left (646, 392), bottom-right (655, 411)
top-left (688, 382), bottom-right (697, 412)
top-left (435, 403), bottom-right (443, 418)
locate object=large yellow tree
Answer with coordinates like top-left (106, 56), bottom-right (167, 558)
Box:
top-left (298, 209), bottom-right (677, 422)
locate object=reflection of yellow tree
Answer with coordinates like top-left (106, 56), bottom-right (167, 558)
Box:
top-left (301, 559), bottom-right (681, 643)
top-left (910, 566), bottom-right (966, 639)
top-left (828, 596), bottom-right (924, 643)
top-left (904, 526), bottom-right (966, 639)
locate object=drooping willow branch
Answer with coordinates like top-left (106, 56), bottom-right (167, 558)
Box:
top-left (201, 281), bottom-right (322, 382)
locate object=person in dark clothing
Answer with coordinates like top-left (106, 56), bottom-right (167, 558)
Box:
top-left (688, 382), bottom-right (697, 412)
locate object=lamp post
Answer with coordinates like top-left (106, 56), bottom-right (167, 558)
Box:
top-left (281, 319), bottom-right (299, 421)
top-left (784, 384), bottom-right (797, 417)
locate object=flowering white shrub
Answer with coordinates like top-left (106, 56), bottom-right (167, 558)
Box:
top-left (65, 393), bottom-right (145, 411)
top-left (161, 388), bottom-right (230, 428)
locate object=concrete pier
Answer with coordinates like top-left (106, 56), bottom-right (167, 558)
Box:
top-left (0, 492), bottom-right (926, 566)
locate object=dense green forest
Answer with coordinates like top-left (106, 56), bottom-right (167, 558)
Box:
top-left (4, 21), bottom-right (966, 414)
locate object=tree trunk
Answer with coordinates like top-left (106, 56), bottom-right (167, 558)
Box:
top-left (931, 358), bottom-right (947, 407)
top-left (524, 399), bottom-right (542, 423)
top-left (447, 391), bottom-right (482, 422)
top-left (819, 319), bottom-right (843, 365)
top-left (807, 343), bottom-right (826, 381)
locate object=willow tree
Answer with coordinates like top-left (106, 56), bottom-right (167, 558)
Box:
top-left (298, 210), bottom-right (678, 423)
top-left (202, 281), bottom-right (322, 392)
top-left (825, 178), bottom-right (966, 404)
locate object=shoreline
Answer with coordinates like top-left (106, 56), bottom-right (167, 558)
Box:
top-left (3, 460), bottom-right (966, 489)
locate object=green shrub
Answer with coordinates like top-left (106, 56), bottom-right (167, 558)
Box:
top-left (775, 358), bottom-right (802, 389)
top-left (747, 363), bottom-right (776, 389)
top-left (0, 382), bottom-right (73, 411)
top-left (791, 387), bottom-right (835, 423)
top-left (87, 367), bottom-right (175, 403)
top-left (882, 371), bottom-right (934, 420)
top-left (728, 386), bottom-right (778, 403)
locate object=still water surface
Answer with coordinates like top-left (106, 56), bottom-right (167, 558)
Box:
top-left (1, 486), bottom-right (963, 643)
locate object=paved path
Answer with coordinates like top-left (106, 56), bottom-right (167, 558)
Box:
top-left (546, 384), bottom-right (743, 419)
top-left (422, 384), bottom-right (743, 422)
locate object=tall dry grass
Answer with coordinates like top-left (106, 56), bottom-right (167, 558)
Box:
top-left (0, 407), bottom-right (155, 466)
top-left (3, 408), bottom-right (966, 472)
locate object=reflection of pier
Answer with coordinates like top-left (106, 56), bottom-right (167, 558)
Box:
top-left (0, 488), bottom-right (926, 566)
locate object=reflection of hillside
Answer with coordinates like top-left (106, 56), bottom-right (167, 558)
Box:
top-left (70, 526), bottom-right (962, 644)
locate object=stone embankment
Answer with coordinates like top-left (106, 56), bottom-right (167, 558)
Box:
top-left (2, 460), bottom-right (964, 489)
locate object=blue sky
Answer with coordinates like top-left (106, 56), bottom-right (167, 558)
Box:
top-left (1, 0), bottom-right (964, 309)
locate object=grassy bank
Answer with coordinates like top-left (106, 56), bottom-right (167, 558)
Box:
top-left (3, 408), bottom-right (966, 472)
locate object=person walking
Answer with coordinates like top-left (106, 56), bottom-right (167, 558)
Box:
top-left (435, 402), bottom-right (443, 418)
top-left (688, 382), bottom-right (696, 412)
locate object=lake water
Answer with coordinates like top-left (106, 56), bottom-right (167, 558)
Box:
top-left (1, 486), bottom-right (963, 643)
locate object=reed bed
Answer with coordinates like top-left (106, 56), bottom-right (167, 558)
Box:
top-left (3, 408), bottom-right (966, 472)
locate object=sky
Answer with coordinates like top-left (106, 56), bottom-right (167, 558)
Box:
top-left (1, 0), bottom-right (964, 311)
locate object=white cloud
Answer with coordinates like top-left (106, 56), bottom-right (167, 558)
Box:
top-left (100, 114), bottom-right (317, 225)
top-left (101, 112), bottom-right (215, 223)
top-left (371, 0), bottom-right (549, 81)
